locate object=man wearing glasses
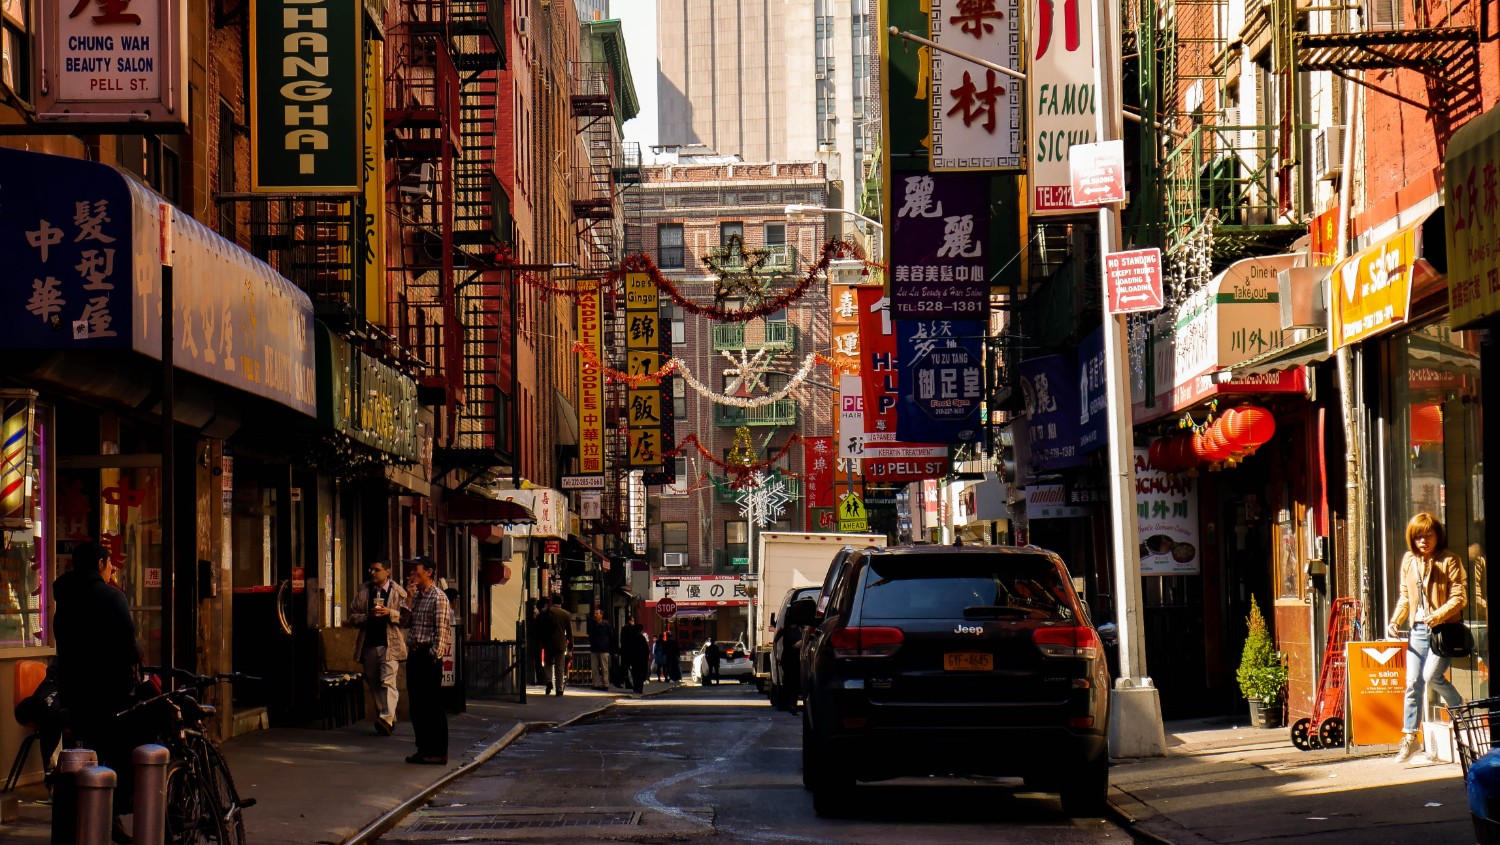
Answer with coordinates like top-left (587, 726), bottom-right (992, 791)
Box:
top-left (350, 560), bottom-right (407, 736)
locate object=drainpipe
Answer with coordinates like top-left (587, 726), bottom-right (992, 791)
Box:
top-left (1333, 49), bottom-right (1366, 632)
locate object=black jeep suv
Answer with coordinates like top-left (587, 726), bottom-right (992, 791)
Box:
top-left (801, 545), bottom-right (1110, 816)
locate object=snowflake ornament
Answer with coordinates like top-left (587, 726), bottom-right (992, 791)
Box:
top-left (737, 472), bottom-right (792, 527)
top-left (721, 347), bottom-right (777, 395)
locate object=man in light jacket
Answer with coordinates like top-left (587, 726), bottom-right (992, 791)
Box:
top-left (350, 560), bottom-right (408, 736)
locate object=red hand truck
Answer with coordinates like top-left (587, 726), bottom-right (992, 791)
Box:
top-left (1291, 597), bottom-right (1362, 750)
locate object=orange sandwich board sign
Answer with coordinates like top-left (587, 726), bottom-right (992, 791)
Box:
top-left (1346, 640), bottom-right (1406, 746)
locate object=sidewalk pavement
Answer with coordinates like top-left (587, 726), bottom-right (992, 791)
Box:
top-left (0, 679), bottom-right (682, 845)
top-left (1109, 716), bottom-right (1474, 845)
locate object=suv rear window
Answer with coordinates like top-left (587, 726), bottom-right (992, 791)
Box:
top-left (857, 553), bottom-right (1082, 621)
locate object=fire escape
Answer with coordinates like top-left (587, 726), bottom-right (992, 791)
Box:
top-left (386, 0), bottom-right (462, 440)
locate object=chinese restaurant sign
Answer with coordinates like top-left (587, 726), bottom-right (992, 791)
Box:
top-left (890, 171), bottom-right (990, 319)
top-left (1134, 448), bottom-right (1201, 575)
top-left (830, 284), bottom-right (862, 376)
top-left (577, 289), bottom-right (605, 474)
top-left (250, 0), bottom-right (363, 192)
top-left (624, 273), bottom-right (662, 467)
top-left (37, 0), bottom-right (187, 129)
top-left (896, 319), bottom-right (984, 443)
top-left (929, 0), bottom-right (1023, 171)
top-left (1331, 220), bottom-right (1435, 348)
top-left (1025, 0), bottom-right (1099, 215)
top-left (1447, 108), bottom-right (1500, 330)
top-left (362, 38), bottom-right (387, 325)
top-left (315, 325), bottom-right (418, 461)
top-left (0, 147), bottom-right (317, 415)
top-left (651, 575), bottom-right (750, 606)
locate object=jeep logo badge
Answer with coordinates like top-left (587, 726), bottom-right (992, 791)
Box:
top-left (954, 624), bottom-right (983, 635)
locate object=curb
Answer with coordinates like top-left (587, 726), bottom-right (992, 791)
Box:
top-left (1107, 799), bottom-right (1176, 845)
top-left (339, 685), bottom-right (679, 844)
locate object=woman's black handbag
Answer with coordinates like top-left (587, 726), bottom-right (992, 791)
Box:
top-left (1432, 622), bottom-right (1475, 659)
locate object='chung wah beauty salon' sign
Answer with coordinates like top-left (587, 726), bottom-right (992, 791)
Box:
top-left (37, 0), bottom-right (188, 128)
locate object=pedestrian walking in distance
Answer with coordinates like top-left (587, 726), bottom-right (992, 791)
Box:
top-left (535, 596), bottom-right (573, 696)
top-left (402, 556), bottom-right (453, 765)
top-left (620, 616), bottom-right (650, 693)
top-left (1385, 512), bottom-right (1467, 763)
top-left (663, 630), bottom-right (682, 683)
top-left (587, 608), bottom-right (616, 690)
top-left (350, 560), bottom-right (407, 736)
top-left (654, 634), bottom-right (669, 682)
top-left (703, 640), bottom-right (723, 685)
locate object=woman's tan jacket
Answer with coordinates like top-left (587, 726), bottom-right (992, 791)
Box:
top-left (1389, 550), bottom-right (1467, 629)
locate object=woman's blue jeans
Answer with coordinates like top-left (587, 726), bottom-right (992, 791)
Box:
top-left (1404, 622), bottom-right (1464, 733)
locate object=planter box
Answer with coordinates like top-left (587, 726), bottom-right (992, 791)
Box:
top-left (1248, 697), bottom-right (1285, 729)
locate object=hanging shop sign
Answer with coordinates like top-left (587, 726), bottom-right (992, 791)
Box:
top-left (578, 491), bottom-right (602, 520)
top-left (1025, 0), bottom-right (1099, 215)
top-left (803, 437), bottom-right (835, 527)
top-left (577, 289), bottom-right (606, 474)
top-left (890, 171), bottom-right (990, 319)
top-left (896, 319), bottom-right (984, 443)
top-left (624, 273), bottom-right (663, 467)
top-left (928, 0), bottom-right (1023, 171)
top-left (1025, 484), bottom-right (1087, 519)
top-left (561, 475), bottom-right (605, 490)
top-left (314, 325), bottom-right (419, 460)
top-left (36, 0), bottom-right (187, 129)
top-left (362, 38), bottom-right (387, 325)
top-left (856, 287), bottom-right (948, 469)
top-left (1134, 447), bottom-right (1201, 575)
top-left (1132, 254), bottom-right (1305, 422)
top-left (1077, 327), bottom-right (1107, 454)
top-left (250, 0), bottom-right (363, 193)
top-left (0, 147), bottom-right (316, 415)
top-left (500, 487), bottom-right (567, 537)
top-left (830, 284), bottom-right (861, 375)
top-left (1018, 353), bottom-right (1084, 471)
top-left (1449, 107), bottom-right (1500, 329)
top-left (1331, 215), bottom-right (1441, 348)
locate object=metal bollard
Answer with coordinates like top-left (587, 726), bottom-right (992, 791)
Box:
top-left (51, 749), bottom-right (98, 845)
top-left (132, 745), bottom-right (171, 845)
top-left (74, 765), bottom-right (117, 845)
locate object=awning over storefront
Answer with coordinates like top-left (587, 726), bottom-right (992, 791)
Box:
top-left (555, 390), bottom-right (579, 446)
top-left (0, 147), bottom-right (316, 415)
top-left (497, 487), bottom-right (569, 537)
top-left (446, 492), bottom-right (536, 526)
top-left (1132, 253), bottom-right (1309, 424)
top-left (566, 533), bottom-right (611, 563)
top-left (1224, 330), bottom-right (1332, 378)
top-left (1331, 209), bottom-right (1445, 348)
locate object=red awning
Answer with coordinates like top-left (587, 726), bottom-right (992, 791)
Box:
top-left (445, 492), bottom-right (536, 526)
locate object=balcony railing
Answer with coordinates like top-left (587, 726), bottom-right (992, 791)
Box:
top-left (714, 399), bottom-right (798, 427)
top-left (712, 321), bottom-right (797, 352)
top-left (1161, 123), bottom-right (1306, 258)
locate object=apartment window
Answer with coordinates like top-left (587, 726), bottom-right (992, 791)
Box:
top-left (658, 223), bottom-right (684, 268)
top-left (720, 222), bottom-right (744, 246)
top-left (726, 521), bottom-right (748, 546)
top-left (1, 0), bottom-right (28, 101)
top-left (670, 303), bottom-right (686, 345)
top-left (764, 222), bottom-right (785, 246)
top-left (119, 135), bottom-right (182, 206)
top-left (673, 375), bottom-right (687, 418)
top-left (663, 521), bottom-right (689, 555)
top-left (218, 101), bottom-right (237, 240)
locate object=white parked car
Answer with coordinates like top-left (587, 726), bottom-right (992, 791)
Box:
top-left (691, 641), bottom-right (754, 684)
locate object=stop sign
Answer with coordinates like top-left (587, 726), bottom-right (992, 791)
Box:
top-left (655, 597), bottom-right (677, 619)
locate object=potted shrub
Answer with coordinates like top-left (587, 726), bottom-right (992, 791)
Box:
top-left (1236, 596), bottom-right (1289, 728)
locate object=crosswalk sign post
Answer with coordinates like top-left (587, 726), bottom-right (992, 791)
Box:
top-left (837, 492), bottom-right (867, 532)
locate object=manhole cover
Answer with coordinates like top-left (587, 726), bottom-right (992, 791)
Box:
top-left (412, 810), bottom-right (641, 833)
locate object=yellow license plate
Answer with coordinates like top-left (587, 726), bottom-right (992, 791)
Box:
top-left (944, 652), bottom-right (993, 672)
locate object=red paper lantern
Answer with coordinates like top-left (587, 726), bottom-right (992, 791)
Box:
top-left (1228, 405), bottom-right (1276, 447)
top-left (1410, 403), bottom-right (1443, 445)
top-left (1149, 438), bottom-right (1168, 471)
top-left (1171, 433), bottom-right (1198, 470)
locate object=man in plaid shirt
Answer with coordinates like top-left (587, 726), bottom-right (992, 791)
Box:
top-left (402, 556), bottom-right (453, 764)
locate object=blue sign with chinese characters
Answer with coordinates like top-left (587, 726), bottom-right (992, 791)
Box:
top-left (1078, 326), bottom-right (1107, 454)
top-left (896, 319), bottom-right (984, 444)
top-left (1018, 353), bottom-right (1085, 471)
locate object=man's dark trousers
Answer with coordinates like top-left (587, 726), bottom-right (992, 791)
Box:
top-left (408, 649), bottom-right (448, 759)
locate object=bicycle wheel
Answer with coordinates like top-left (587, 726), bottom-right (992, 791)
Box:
top-left (166, 761), bottom-right (232, 845)
top-left (196, 739), bottom-right (248, 845)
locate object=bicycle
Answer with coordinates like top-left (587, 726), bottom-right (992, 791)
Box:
top-left (121, 668), bottom-right (258, 845)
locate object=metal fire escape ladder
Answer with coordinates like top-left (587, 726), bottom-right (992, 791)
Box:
top-left (572, 62), bottom-right (619, 276)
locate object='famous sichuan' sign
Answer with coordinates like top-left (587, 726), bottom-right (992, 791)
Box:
top-left (38, 0), bottom-right (188, 128)
top-left (1026, 0), bottom-right (1099, 215)
top-left (250, 0), bottom-right (363, 193)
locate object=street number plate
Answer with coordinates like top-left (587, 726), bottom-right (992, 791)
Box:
top-left (944, 652), bottom-right (993, 671)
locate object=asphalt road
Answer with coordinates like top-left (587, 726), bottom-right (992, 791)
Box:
top-left (381, 683), bottom-right (1123, 845)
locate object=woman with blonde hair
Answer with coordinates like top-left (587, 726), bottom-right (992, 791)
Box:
top-left (1385, 512), bottom-right (1467, 763)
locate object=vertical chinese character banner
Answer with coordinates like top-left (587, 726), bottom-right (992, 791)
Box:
top-left (624, 273), bottom-right (662, 467)
top-left (1076, 326), bottom-right (1107, 454)
top-left (929, 0), bottom-right (1023, 170)
top-left (896, 319), bottom-right (985, 443)
top-left (1135, 447), bottom-right (1201, 575)
top-left (644, 312), bottom-right (677, 485)
top-left (362, 38), bottom-right (387, 326)
top-left (884, 0), bottom-right (932, 162)
top-left (890, 171), bottom-right (990, 319)
top-left (803, 437), bottom-right (835, 526)
top-left (1017, 353), bottom-right (1084, 471)
top-left (830, 284), bottom-right (862, 376)
top-left (1026, 0), bottom-right (1099, 215)
top-left (577, 289), bottom-right (605, 474)
top-left (857, 287), bottom-right (900, 443)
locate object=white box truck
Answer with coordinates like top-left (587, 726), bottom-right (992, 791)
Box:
top-left (752, 531), bottom-right (886, 685)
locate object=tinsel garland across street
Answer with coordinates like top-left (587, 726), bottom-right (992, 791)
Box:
top-left (570, 342), bottom-right (839, 407)
top-left (665, 433), bottom-right (806, 486)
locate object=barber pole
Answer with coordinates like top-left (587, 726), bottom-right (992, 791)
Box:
top-left (0, 390), bottom-right (37, 529)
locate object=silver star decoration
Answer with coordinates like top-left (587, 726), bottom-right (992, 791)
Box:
top-left (721, 347), bottom-right (777, 395)
top-left (736, 472), bottom-right (791, 527)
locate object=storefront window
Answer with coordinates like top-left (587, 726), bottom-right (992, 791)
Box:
top-left (0, 401), bottom-right (48, 650)
top-left (1387, 317), bottom-right (1484, 699)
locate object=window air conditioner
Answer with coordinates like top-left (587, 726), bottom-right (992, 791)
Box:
top-left (1219, 107), bottom-right (1240, 126)
top-left (1314, 125), bottom-right (1346, 182)
top-left (663, 552), bottom-right (687, 568)
top-left (1364, 0), bottom-right (1402, 30)
top-left (399, 162), bottom-right (437, 198)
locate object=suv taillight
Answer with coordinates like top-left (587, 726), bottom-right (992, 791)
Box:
top-left (830, 626), bottom-right (904, 658)
top-left (1033, 626), bottom-right (1100, 659)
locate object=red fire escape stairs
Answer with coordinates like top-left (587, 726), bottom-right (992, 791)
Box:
top-left (386, 3), bottom-right (462, 443)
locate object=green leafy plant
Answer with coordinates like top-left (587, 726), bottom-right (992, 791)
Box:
top-left (1236, 596), bottom-right (1289, 705)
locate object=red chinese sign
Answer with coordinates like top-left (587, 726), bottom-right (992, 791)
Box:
top-left (803, 437), bottom-right (835, 527)
top-left (1105, 248), bottom-right (1164, 314)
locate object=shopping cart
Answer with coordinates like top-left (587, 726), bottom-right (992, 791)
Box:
top-left (1450, 697), bottom-right (1500, 845)
top-left (1291, 597), bottom-right (1361, 750)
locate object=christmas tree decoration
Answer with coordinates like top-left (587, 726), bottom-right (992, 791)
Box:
top-left (727, 426), bottom-right (757, 467)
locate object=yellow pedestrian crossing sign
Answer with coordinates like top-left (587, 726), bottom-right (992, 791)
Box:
top-left (838, 492), bottom-right (867, 532)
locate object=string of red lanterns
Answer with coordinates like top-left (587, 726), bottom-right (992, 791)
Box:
top-left (1148, 404), bottom-right (1277, 473)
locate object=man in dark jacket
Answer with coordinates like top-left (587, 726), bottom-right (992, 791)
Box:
top-left (586, 609), bottom-right (616, 690)
top-left (52, 540), bottom-right (140, 831)
top-left (619, 617), bottom-right (650, 693)
top-left (703, 640), bottom-right (723, 685)
top-left (534, 596), bottom-right (573, 696)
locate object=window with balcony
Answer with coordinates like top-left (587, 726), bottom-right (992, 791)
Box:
top-left (720, 221), bottom-right (744, 248)
top-left (2, 0), bottom-right (29, 101)
top-left (658, 223), bottom-right (685, 268)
